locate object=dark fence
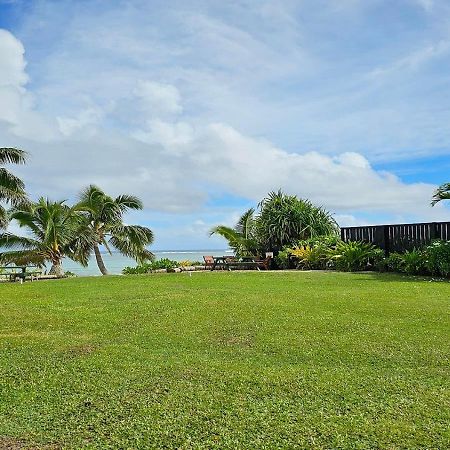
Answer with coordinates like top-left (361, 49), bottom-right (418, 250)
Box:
top-left (341, 221), bottom-right (450, 254)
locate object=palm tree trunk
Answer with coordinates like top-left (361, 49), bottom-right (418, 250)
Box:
top-left (94, 245), bottom-right (109, 275)
top-left (49, 261), bottom-right (64, 278)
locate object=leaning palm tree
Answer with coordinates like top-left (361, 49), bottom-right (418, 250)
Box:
top-left (0, 147), bottom-right (28, 228)
top-left (210, 208), bottom-right (261, 257)
top-left (75, 185), bottom-right (154, 275)
top-left (0, 198), bottom-right (92, 277)
top-left (431, 182), bottom-right (450, 206)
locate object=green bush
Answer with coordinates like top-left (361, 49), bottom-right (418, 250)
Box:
top-left (401, 249), bottom-right (426, 275)
top-left (331, 241), bottom-right (379, 272)
top-left (384, 253), bottom-right (404, 272)
top-left (275, 248), bottom-right (292, 269)
top-left (290, 245), bottom-right (330, 270)
top-left (296, 234), bottom-right (340, 249)
top-left (425, 240), bottom-right (450, 277)
top-left (122, 258), bottom-right (178, 275)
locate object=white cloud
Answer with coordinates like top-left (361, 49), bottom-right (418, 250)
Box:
top-left (57, 106), bottom-right (103, 136)
top-left (133, 80), bottom-right (182, 116)
top-left (0, 29), bottom-right (28, 125)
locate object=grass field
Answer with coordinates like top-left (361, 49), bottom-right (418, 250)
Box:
top-left (0, 271), bottom-right (449, 449)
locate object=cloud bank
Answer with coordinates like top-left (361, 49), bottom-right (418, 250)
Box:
top-left (0, 0), bottom-right (449, 248)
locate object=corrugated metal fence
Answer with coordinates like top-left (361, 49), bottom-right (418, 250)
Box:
top-left (341, 221), bottom-right (450, 254)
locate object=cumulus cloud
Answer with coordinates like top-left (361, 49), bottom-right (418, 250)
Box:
top-left (0, 29), bottom-right (28, 125)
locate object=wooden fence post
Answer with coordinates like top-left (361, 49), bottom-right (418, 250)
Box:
top-left (383, 225), bottom-right (390, 256)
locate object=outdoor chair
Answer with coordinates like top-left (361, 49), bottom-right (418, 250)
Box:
top-left (255, 256), bottom-right (271, 270)
top-left (203, 255), bottom-right (215, 270)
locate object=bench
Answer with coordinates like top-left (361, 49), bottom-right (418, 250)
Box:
top-left (0, 266), bottom-right (43, 282)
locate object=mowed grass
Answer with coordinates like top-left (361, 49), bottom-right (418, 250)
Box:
top-left (0, 272), bottom-right (449, 449)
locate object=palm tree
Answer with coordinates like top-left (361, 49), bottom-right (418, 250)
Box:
top-left (431, 182), bottom-right (450, 206)
top-left (210, 208), bottom-right (261, 257)
top-left (75, 185), bottom-right (154, 275)
top-left (0, 147), bottom-right (28, 228)
top-left (0, 198), bottom-right (92, 277)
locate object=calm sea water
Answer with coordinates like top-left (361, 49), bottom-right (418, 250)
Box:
top-left (61, 250), bottom-right (231, 276)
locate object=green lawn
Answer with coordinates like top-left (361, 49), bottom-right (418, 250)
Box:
top-left (0, 272), bottom-right (449, 449)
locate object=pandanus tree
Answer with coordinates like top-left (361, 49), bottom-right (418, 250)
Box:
top-left (257, 190), bottom-right (339, 250)
top-left (0, 198), bottom-right (92, 277)
top-left (211, 190), bottom-right (339, 254)
top-left (75, 185), bottom-right (154, 275)
top-left (431, 182), bottom-right (450, 206)
top-left (210, 208), bottom-right (261, 257)
top-left (0, 147), bottom-right (28, 228)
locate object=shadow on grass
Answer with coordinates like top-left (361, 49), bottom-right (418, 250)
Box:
top-left (343, 271), bottom-right (450, 283)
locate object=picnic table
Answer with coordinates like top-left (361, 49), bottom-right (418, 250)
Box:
top-left (0, 266), bottom-right (43, 282)
top-left (210, 256), bottom-right (270, 271)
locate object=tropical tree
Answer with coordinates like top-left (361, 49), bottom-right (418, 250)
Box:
top-left (0, 147), bottom-right (28, 228)
top-left (75, 185), bottom-right (154, 275)
top-left (0, 198), bottom-right (93, 277)
top-left (257, 190), bottom-right (339, 251)
top-left (210, 208), bottom-right (261, 257)
top-left (431, 182), bottom-right (450, 206)
top-left (211, 190), bottom-right (339, 255)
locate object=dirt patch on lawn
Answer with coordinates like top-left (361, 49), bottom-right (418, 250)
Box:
top-left (214, 332), bottom-right (255, 348)
top-left (66, 343), bottom-right (97, 356)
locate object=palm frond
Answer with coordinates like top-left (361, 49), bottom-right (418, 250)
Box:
top-left (114, 194), bottom-right (143, 211)
top-left (0, 206), bottom-right (7, 229)
top-left (108, 224), bottom-right (154, 263)
top-left (0, 147), bottom-right (27, 165)
top-left (235, 208), bottom-right (255, 239)
top-left (0, 232), bottom-right (40, 249)
top-left (431, 182), bottom-right (450, 206)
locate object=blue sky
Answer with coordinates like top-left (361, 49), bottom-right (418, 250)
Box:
top-left (0, 0), bottom-right (449, 249)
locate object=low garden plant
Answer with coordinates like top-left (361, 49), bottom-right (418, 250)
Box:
top-left (122, 258), bottom-right (179, 274)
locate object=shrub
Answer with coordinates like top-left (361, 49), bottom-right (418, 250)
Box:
top-left (425, 240), bottom-right (450, 277)
top-left (401, 249), bottom-right (425, 275)
top-left (275, 248), bottom-right (292, 269)
top-left (384, 253), bottom-right (404, 272)
top-left (122, 258), bottom-right (178, 275)
top-left (290, 245), bottom-right (329, 270)
top-left (296, 234), bottom-right (340, 249)
top-left (331, 241), bottom-right (379, 272)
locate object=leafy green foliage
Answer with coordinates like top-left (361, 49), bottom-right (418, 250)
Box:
top-left (425, 240), bottom-right (450, 277)
top-left (331, 240), bottom-right (379, 272)
top-left (275, 247), bottom-right (291, 269)
top-left (122, 258), bottom-right (178, 274)
top-left (383, 252), bottom-right (404, 272)
top-left (257, 190), bottom-right (339, 249)
top-left (400, 249), bottom-right (426, 275)
top-left (0, 147), bottom-right (28, 229)
top-left (289, 245), bottom-right (329, 270)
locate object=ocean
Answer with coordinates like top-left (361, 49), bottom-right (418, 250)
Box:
top-left (61, 250), bottom-right (232, 276)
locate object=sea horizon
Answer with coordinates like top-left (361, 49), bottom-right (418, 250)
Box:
top-left (61, 249), bottom-right (232, 276)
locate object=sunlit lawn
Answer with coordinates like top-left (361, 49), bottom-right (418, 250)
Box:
top-left (0, 271), bottom-right (449, 449)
